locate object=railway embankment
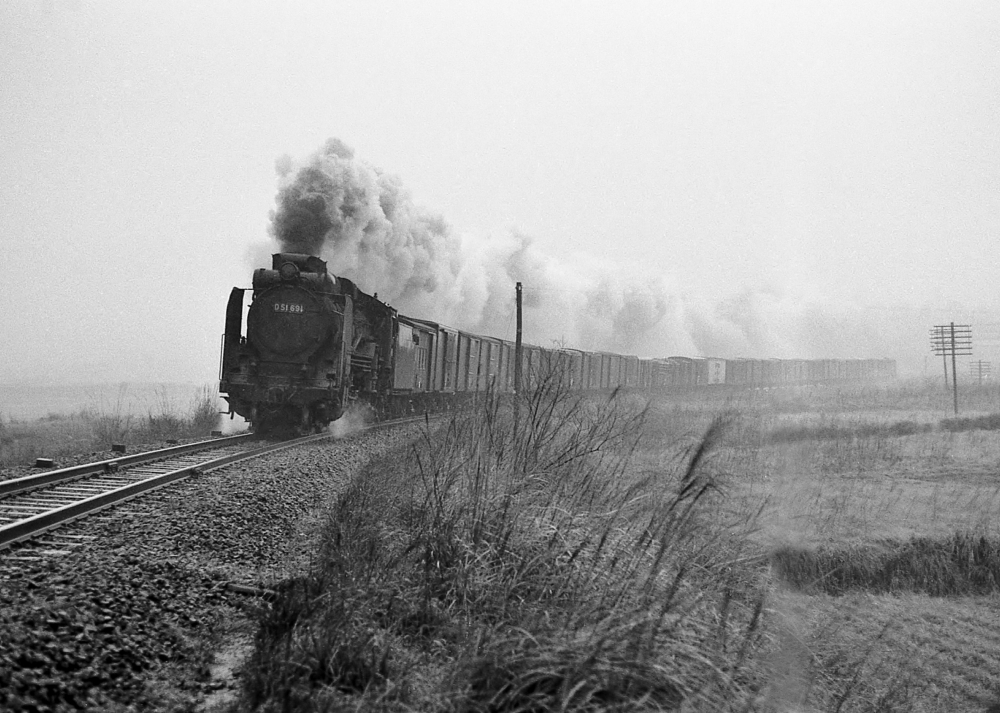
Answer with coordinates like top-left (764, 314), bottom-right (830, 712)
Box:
top-left (0, 421), bottom-right (424, 712)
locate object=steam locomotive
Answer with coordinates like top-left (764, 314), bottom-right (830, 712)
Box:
top-left (220, 253), bottom-right (392, 432)
top-left (220, 253), bottom-right (896, 432)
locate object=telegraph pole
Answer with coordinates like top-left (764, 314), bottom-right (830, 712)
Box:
top-left (970, 360), bottom-right (991, 385)
top-left (930, 323), bottom-right (972, 415)
top-left (513, 282), bottom-right (523, 427)
top-left (951, 323), bottom-right (959, 415)
top-left (514, 282), bottom-right (523, 396)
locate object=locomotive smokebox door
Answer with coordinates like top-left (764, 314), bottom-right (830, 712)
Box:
top-left (247, 285), bottom-right (332, 362)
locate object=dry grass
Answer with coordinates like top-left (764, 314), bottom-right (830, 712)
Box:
top-left (720, 381), bottom-right (1000, 711)
top-left (231, 377), bottom-right (1000, 712)
top-left (737, 413), bottom-right (1000, 546)
top-left (236, 378), bottom-right (770, 711)
top-left (765, 589), bottom-right (1000, 712)
top-left (0, 385), bottom-right (222, 467)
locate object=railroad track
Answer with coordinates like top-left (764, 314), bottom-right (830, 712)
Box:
top-left (0, 430), bottom-right (342, 550)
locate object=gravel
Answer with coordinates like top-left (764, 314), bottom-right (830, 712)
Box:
top-left (0, 423), bottom-right (424, 712)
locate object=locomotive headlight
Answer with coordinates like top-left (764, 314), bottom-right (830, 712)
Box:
top-left (279, 261), bottom-right (299, 281)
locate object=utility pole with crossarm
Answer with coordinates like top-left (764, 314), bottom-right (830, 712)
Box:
top-left (970, 360), bottom-right (991, 385)
top-left (930, 323), bottom-right (972, 415)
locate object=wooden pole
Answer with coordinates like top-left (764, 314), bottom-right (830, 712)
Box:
top-left (950, 322), bottom-right (959, 416)
top-left (930, 323), bottom-right (972, 413)
top-left (514, 282), bottom-right (523, 396)
top-left (513, 282), bottom-right (523, 428)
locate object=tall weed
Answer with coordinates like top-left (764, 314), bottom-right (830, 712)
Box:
top-left (83, 383), bottom-right (134, 443)
top-left (239, 371), bottom-right (770, 711)
top-left (188, 386), bottom-right (220, 434)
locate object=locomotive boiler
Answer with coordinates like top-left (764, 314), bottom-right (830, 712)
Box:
top-left (220, 253), bottom-right (394, 432)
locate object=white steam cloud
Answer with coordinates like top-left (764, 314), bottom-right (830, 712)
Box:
top-left (266, 138), bottom-right (950, 374)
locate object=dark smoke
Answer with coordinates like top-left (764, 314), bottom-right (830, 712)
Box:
top-left (267, 138), bottom-right (918, 369)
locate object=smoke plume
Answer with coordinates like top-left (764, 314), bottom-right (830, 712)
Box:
top-left (268, 139), bottom-right (937, 373)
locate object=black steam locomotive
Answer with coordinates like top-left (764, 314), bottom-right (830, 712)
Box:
top-left (220, 253), bottom-right (394, 432)
top-left (220, 253), bottom-right (897, 432)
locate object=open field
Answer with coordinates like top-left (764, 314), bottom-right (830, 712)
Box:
top-left (0, 384), bottom-right (223, 467)
top-left (226, 378), bottom-right (1000, 712)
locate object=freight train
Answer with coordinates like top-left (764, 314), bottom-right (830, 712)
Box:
top-left (220, 253), bottom-right (897, 432)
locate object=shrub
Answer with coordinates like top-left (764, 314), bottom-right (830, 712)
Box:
top-left (940, 413), bottom-right (1000, 433)
top-left (772, 532), bottom-right (1000, 596)
top-left (769, 420), bottom-right (932, 445)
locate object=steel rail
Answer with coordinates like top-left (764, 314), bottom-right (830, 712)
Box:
top-left (0, 431), bottom-right (338, 549)
top-left (0, 416), bottom-right (433, 550)
top-left (0, 434), bottom-right (256, 498)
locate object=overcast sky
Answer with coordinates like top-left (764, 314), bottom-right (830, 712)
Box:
top-left (2, 0), bottom-right (998, 384)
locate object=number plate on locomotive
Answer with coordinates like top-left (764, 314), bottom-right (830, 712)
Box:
top-left (273, 303), bottom-right (304, 313)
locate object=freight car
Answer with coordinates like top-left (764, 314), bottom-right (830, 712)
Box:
top-left (220, 253), bottom-right (897, 432)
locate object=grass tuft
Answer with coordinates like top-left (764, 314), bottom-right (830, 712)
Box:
top-left (772, 532), bottom-right (1000, 596)
top-left (460, 624), bottom-right (686, 712)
